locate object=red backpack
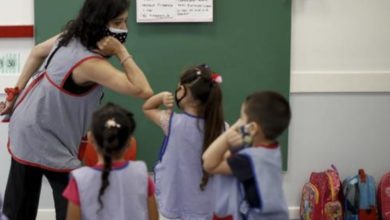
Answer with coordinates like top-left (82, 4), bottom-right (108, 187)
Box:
top-left (378, 172), bottom-right (390, 220)
top-left (300, 165), bottom-right (343, 220)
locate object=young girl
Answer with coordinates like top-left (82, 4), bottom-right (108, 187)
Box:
top-left (63, 103), bottom-right (158, 220)
top-left (143, 64), bottom-right (225, 220)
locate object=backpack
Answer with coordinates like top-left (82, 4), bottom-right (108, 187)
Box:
top-left (300, 165), bottom-right (343, 220)
top-left (343, 169), bottom-right (377, 220)
top-left (378, 172), bottom-right (390, 220)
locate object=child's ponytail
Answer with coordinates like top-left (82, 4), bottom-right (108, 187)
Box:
top-left (199, 76), bottom-right (224, 190)
top-left (90, 103), bottom-right (136, 211)
top-left (180, 65), bottom-right (225, 190)
top-left (98, 128), bottom-right (119, 210)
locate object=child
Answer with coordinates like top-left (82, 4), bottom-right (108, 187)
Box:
top-left (63, 103), bottom-right (158, 220)
top-left (203, 91), bottom-right (291, 220)
top-left (143, 64), bottom-right (225, 220)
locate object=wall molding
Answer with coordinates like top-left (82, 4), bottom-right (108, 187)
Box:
top-left (291, 71), bottom-right (390, 93)
top-left (36, 207), bottom-right (301, 220)
top-left (289, 206), bottom-right (300, 219)
top-left (36, 209), bottom-right (55, 220)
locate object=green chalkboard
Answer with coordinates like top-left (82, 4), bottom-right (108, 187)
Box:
top-left (35, 0), bottom-right (291, 170)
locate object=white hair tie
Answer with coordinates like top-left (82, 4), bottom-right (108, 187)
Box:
top-left (105, 118), bottom-right (121, 129)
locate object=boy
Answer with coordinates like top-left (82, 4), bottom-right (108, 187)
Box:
top-left (203, 91), bottom-right (291, 220)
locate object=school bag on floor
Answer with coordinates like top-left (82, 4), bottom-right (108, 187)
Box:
top-left (343, 169), bottom-right (377, 220)
top-left (378, 171), bottom-right (390, 220)
top-left (300, 165), bottom-right (343, 220)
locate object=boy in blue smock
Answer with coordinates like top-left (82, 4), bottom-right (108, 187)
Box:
top-left (203, 91), bottom-right (291, 220)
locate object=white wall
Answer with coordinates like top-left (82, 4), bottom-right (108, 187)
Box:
top-left (1, 0), bottom-right (390, 219)
top-left (284, 93), bottom-right (390, 218)
top-left (0, 0), bottom-right (33, 25)
top-left (291, 0), bottom-right (390, 92)
top-left (286, 0), bottom-right (390, 218)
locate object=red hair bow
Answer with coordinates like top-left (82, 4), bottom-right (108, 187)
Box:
top-left (211, 73), bottom-right (223, 84)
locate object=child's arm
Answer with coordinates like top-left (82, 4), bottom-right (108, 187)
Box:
top-left (147, 195), bottom-right (159, 220)
top-left (65, 202), bottom-right (81, 220)
top-left (143, 91), bottom-right (174, 130)
top-left (203, 120), bottom-right (244, 175)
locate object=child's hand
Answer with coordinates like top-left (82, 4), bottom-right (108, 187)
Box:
top-left (229, 119), bottom-right (245, 130)
top-left (226, 129), bottom-right (243, 149)
top-left (226, 119), bottom-right (245, 149)
top-left (162, 92), bottom-right (174, 109)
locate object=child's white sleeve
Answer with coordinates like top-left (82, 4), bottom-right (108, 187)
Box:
top-left (224, 122), bottom-right (230, 131)
top-left (159, 110), bottom-right (172, 135)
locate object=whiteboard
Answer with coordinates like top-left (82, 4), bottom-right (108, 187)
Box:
top-left (137, 0), bottom-right (213, 23)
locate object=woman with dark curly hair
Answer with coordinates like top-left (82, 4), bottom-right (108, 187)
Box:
top-left (0, 0), bottom-right (153, 219)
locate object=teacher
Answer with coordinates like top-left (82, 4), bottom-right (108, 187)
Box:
top-left (0, 0), bottom-right (153, 219)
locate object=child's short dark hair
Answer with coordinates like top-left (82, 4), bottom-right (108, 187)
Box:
top-left (244, 91), bottom-right (291, 140)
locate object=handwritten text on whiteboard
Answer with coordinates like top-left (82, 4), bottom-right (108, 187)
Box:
top-left (137, 0), bottom-right (213, 23)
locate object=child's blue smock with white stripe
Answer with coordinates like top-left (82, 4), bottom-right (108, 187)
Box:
top-left (214, 146), bottom-right (289, 220)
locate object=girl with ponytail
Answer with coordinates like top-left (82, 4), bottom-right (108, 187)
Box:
top-left (63, 103), bottom-right (158, 220)
top-left (143, 64), bottom-right (226, 220)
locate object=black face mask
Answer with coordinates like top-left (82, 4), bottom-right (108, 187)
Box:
top-left (104, 27), bottom-right (128, 44)
top-left (174, 86), bottom-right (187, 109)
top-left (230, 124), bottom-right (253, 154)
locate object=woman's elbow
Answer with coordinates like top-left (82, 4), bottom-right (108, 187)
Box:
top-left (142, 88), bottom-right (154, 99)
top-left (129, 87), bottom-right (153, 99)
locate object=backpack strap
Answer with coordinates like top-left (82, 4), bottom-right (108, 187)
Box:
top-left (44, 45), bottom-right (61, 70)
top-left (359, 169), bottom-right (367, 182)
top-left (358, 169), bottom-right (376, 209)
top-left (326, 165), bottom-right (341, 201)
top-left (326, 172), bottom-right (336, 200)
top-left (344, 176), bottom-right (360, 214)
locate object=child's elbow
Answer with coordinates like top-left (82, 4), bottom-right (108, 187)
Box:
top-left (203, 164), bottom-right (213, 174)
top-left (202, 157), bottom-right (214, 173)
top-left (142, 104), bottom-right (150, 115)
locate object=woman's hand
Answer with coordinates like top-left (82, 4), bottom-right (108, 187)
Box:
top-left (0, 100), bottom-right (16, 115)
top-left (162, 92), bottom-right (174, 109)
top-left (97, 36), bottom-right (125, 57)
